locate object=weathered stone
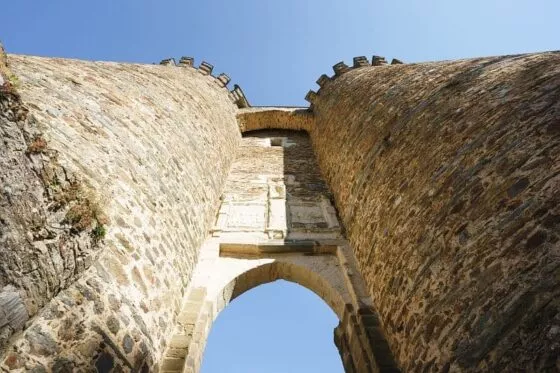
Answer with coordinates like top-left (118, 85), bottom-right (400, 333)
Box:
top-left (198, 61), bottom-right (213, 75)
top-left (160, 58), bottom-right (175, 66)
top-left (310, 52), bottom-right (560, 372)
top-left (178, 56), bottom-right (194, 67)
top-left (26, 327), bottom-right (58, 356)
top-left (371, 55), bottom-right (388, 66)
top-left (51, 357), bottom-right (75, 373)
top-left (122, 334), bottom-right (134, 354)
top-left (107, 315), bottom-right (120, 335)
top-left (305, 90), bottom-right (318, 104)
top-left (215, 73), bottom-right (230, 88)
top-left (333, 61), bottom-right (350, 76)
top-left (353, 56), bottom-right (369, 68)
top-left (1, 51), bottom-right (240, 372)
top-left (0, 46), bottom-right (558, 373)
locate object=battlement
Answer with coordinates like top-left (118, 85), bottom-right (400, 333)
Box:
top-left (159, 56), bottom-right (249, 108)
top-left (305, 55), bottom-right (404, 107)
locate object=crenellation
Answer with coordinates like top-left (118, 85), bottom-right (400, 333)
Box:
top-left (230, 84), bottom-right (250, 108)
top-left (333, 61), bottom-right (351, 76)
top-left (178, 56), bottom-right (194, 67)
top-left (353, 56), bottom-right (370, 68)
top-left (305, 90), bottom-right (318, 104)
top-left (198, 61), bottom-right (214, 75)
top-left (316, 74), bottom-right (331, 88)
top-left (371, 55), bottom-right (388, 66)
top-left (215, 73), bottom-right (230, 88)
top-left (159, 58), bottom-right (176, 66)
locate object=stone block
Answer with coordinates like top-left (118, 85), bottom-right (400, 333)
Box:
top-left (178, 56), bottom-right (194, 67)
top-left (316, 74), bottom-right (331, 88)
top-left (198, 61), bottom-right (214, 75)
top-left (160, 58), bottom-right (176, 66)
top-left (333, 61), bottom-right (350, 76)
top-left (215, 73), bottom-right (230, 87)
top-left (371, 55), bottom-right (388, 66)
top-left (188, 288), bottom-right (207, 302)
top-left (305, 90), bottom-right (318, 104)
top-left (353, 56), bottom-right (369, 68)
top-left (161, 357), bottom-right (185, 371)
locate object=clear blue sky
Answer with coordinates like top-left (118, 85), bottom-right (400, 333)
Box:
top-left (2, 0), bottom-right (559, 107)
top-left (202, 281), bottom-right (343, 373)
top-left (2, 1), bottom-right (559, 372)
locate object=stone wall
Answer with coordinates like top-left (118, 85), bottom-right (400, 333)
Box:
top-left (161, 129), bottom-right (397, 372)
top-left (212, 130), bottom-right (341, 240)
top-left (0, 45), bottom-right (106, 359)
top-left (2, 45), bottom-right (559, 372)
top-left (308, 52), bottom-right (560, 371)
top-left (1, 54), bottom-right (240, 371)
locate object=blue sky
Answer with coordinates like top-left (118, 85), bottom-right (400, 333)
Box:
top-left (2, 0), bottom-right (559, 107)
top-left (202, 281), bottom-right (343, 373)
top-left (2, 1), bottom-right (559, 372)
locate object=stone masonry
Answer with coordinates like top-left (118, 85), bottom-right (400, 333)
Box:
top-left (0, 45), bottom-right (559, 373)
top-left (161, 130), bottom-right (397, 373)
top-left (307, 53), bottom-right (560, 372)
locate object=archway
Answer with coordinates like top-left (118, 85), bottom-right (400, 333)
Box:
top-left (201, 280), bottom-right (344, 373)
top-left (160, 130), bottom-right (399, 373)
top-left (161, 240), bottom-right (397, 373)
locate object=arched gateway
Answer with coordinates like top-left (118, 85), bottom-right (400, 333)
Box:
top-left (3, 50), bottom-right (558, 373)
top-left (160, 130), bottom-right (399, 373)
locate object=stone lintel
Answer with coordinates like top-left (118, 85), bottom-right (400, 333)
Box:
top-left (219, 240), bottom-right (341, 257)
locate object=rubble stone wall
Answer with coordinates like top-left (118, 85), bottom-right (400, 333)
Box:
top-left (1, 54), bottom-right (240, 371)
top-left (309, 52), bottom-right (560, 372)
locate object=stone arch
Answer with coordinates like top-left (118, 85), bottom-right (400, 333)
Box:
top-left (236, 107), bottom-right (314, 133)
top-left (219, 260), bottom-right (347, 320)
top-left (160, 239), bottom-right (399, 373)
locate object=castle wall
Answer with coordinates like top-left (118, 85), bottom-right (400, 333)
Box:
top-left (309, 52), bottom-right (560, 371)
top-left (1, 55), bottom-right (240, 371)
top-left (1, 47), bottom-right (559, 372)
top-left (161, 129), bottom-right (397, 373)
top-left (212, 130), bottom-right (341, 240)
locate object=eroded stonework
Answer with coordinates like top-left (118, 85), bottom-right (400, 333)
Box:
top-left (0, 47), bottom-right (558, 373)
top-left (212, 130), bottom-right (341, 240)
top-left (161, 131), bottom-right (396, 373)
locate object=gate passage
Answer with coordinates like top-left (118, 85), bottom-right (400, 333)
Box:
top-left (161, 130), bottom-right (399, 373)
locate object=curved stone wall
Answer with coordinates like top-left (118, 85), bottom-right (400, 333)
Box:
top-left (309, 52), bottom-right (560, 371)
top-left (1, 55), bottom-right (240, 371)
